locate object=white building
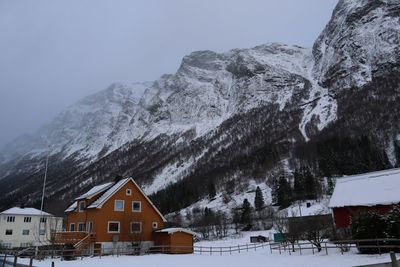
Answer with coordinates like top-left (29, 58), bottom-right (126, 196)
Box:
top-left (0, 207), bottom-right (63, 248)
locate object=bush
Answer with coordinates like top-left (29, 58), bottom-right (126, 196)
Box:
top-left (351, 206), bottom-right (400, 254)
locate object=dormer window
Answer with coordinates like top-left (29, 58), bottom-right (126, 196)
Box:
top-left (78, 201), bottom-right (85, 212)
top-left (126, 189), bottom-right (132, 196)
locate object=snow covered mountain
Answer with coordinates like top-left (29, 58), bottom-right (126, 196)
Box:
top-left (0, 0), bottom-right (399, 215)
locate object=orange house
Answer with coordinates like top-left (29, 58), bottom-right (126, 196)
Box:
top-left (61, 177), bottom-right (169, 251)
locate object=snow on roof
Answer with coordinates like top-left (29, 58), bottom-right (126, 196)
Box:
top-left (75, 182), bottom-right (114, 200)
top-left (87, 177), bottom-right (167, 222)
top-left (329, 168), bottom-right (400, 208)
top-left (65, 201), bottom-right (77, 213)
top-left (156, 228), bottom-right (199, 237)
top-left (0, 207), bottom-right (52, 216)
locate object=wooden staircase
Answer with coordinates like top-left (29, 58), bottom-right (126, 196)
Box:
top-left (53, 231), bottom-right (96, 253)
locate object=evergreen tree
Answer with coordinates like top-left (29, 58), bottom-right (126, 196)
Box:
top-left (208, 180), bottom-right (216, 199)
top-left (241, 198), bottom-right (252, 227)
top-left (254, 186), bottom-right (265, 211)
top-left (293, 168), bottom-right (305, 201)
top-left (277, 176), bottom-right (292, 208)
top-left (303, 166), bottom-right (317, 199)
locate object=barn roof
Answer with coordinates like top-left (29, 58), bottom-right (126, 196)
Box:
top-left (329, 168), bottom-right (400, 208)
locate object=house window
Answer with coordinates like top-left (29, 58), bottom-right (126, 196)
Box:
top-left (24, 217), bottom-right (32, 223)
top-left (6, 216), bottom-right (15, 222)
top-left (126, 189), bottom-right (132, 196)
top-left (79, 201), bottom-right (85, 212)
top-left (20, 243), bottom-right (31, 248)
top-left (22, 229), bottom-right (30, 235)
top-left (5, 229), bottom-right (13, 235)
top-left (107, 221), bottom-right (120, 233)
top-left (114, 200), bottom-right (124, 211)
top-left (152, 222), bottom-right (158, 229)
top-left (40, 217), bottom-right (47, 223)
top-left (70, 223), bottom-right (75, 231)
top-left (39, 229), bottom-right (45, 235)
top-left (130, 222), bottom-right (142, 233)
top-left (78, 223), bottom-right (85, 232)
top-left (2, 243), bottom-right (11, 248)
top-left (87, 221), bottom-right (93, 233)
top-left (132, 201), bottom-right (141, 212)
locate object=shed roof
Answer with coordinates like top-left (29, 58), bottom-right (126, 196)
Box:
top-left (156, 228), bottom-right (199, 236)
top-left (329, 168), bottom-right (400, 208)
top-left (1, 207), bottom-right (52, 216)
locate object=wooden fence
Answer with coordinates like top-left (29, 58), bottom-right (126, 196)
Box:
top-left (1, 238), bottom-right (400, 266)
top-left (269, 238), bottom-right (400, 256)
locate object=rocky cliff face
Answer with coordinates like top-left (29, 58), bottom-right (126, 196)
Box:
top-left (0, 0), bottom-right (399, 215)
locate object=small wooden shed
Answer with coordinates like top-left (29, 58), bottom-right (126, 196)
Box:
top-left (154, 228), bottom-right (197, 254)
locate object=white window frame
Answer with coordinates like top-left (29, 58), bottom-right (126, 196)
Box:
top-left (132, 201), bottom-right (141, 212)
top-left (22, 229), bottom-right (30, 235)
top-left (78, 222), bottom-right (85, 232)
top-left (114, 200), bottom-right (125, 212)
top-left (126, 189), bottom-right (132, 196)
top-left (70, 223), bottom-right (75, 231)
top-left (78, 201), bottom-right (85, 212)
top-left (23, 217), bottom-right (32, 223)
top-left (6, 216), bottom-right (15, 222)
top-left (107, 221), bottom-right (120, 233)
top-left (87, 221), bottom-right (93, 233)
top-left (152, 222), bottom-right (158, 229)
top-left (130, 222), bottom-right (142, 233)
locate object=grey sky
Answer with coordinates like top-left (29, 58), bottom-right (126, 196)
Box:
top-left (0, 0), bottom-right (338, 147)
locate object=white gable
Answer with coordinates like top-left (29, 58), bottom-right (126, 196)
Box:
top-left (329, 168), bottom-right (400, 208)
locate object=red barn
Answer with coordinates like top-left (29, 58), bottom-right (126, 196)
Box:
top-left (329, 168), bottom-right (400, 229)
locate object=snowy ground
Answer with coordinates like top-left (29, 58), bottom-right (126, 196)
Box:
top-left (16, 231), bottom-right (396, 267)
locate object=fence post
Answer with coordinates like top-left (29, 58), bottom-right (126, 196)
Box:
top-left (299, 243), bottom-right (302, 255)
top-left (311, 243), bottom-right (314, 255)
top-left (325, 242), bottom-right (328, 255)
top-left (390, 251), bottom-right (399, 267)
top-left (51, 261), bottom-right (55, 267)
top-left (210, 247), bottom-right (212, 256)
top-left (377, 240), bottom-right (381, 256)
top-left (246, 244), bottom-right (248, 252)
top-left (279, 244), bottom-right (281, 255)
top-left (269, 242), bottom-right (272, 254)
top-left (220, 247), bottom-right (222, 256)
top-left (254, 244), bottom-right (256, 251)
top-left (29, 257), bottom-right (33, 267)
top-left (229, 246), bottom-right (231, 255)
top-left (238, 245), bottom-right (240, 254)
top-left (13, 255), bottom-right (17, 267)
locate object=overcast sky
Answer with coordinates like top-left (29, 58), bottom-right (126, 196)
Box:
top-left (0, 0), bottom-right (338, 147)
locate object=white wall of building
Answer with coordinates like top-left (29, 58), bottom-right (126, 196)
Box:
top-left (0, 212), bottom-right (63, 248)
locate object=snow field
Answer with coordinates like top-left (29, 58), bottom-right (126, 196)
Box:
top-left (17, 230), bottom-right (395, 267)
